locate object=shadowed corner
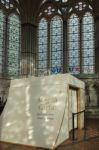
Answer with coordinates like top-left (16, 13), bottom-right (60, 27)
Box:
top-left (0, 99), bottom-right (7, 116)
top-left (0, 87), bottom-right (10, 141)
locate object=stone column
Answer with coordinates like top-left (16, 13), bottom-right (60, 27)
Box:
top-left (21, 23), bottom-right (37, 77)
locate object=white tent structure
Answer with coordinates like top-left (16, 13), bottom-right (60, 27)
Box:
top-left (0, 74), bottom-right (85, 149)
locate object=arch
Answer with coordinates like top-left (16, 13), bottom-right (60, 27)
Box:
top-left (82, 12), bottom-right (94, 74)
top-left (50, 15), bottom-right (63, 74)
top-left (37, 0), bottom-right (95, 76)
top-left (68, 14), bottom-right (80, 74)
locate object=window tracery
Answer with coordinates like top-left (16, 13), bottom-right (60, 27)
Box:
top-left (44, 6), bottom-right (55, 15)
top-left (0, 0), bottom-right (15, 9)
top-left (37, 0), bottom-right (95, 76)
top-left (75, 1), bottom-right (87, 11)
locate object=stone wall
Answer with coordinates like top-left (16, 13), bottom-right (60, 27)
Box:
top-left (78, 75), bottom-right (99, 118)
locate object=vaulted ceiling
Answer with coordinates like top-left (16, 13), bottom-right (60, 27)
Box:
top-left (18, 0), bottom-right (42, 24)
top-left (18, 0), bottom-right (99, 25)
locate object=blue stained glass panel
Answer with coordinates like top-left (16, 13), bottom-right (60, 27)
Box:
top-left (0, 11), bottom-right (5, 74)
top-left (50, 16), bottom-right (63, 74)
top-left (38, 18), bottom-right (48, 75)
top-left (82, 12), bottom-right (94, 74)
top-left (7, 14), bottom-right (20, 76)
top-left (68, 14), bottom-right (80, 74)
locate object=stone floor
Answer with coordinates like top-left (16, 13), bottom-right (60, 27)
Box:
top-left (57, 118), bottom-right (99, 150)
top-left (0, 119), bottom-right (99, 150)
top-left (57, 137), bottom-right (99, 150)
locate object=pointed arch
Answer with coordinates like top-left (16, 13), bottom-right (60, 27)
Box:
top-left (7, 13), bottom-right (21, 77)
top-left (38, 18), bottom-right (48, 75)
top-left (68, 14), bottom-right (80, 74)
top-left (50, 15), bottom-right (63, 74)
top-left (82, 12), bottom-right (94, 74)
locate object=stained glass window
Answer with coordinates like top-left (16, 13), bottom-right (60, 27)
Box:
top-left (7, 14), bottom-right (20, 77)
top-left (55, 0), bottom-right (68, 2)
top-left (38, 1), bottom-right (95, 76)
top-left (50, 16), bottom-right (63, 74)
top-left (0, 11), bottom-right (5, 74)
top-left (82, 12), bottom-right (94, 74)
top-left (1, 0), bottom-right (14, 9)
top-left (68, 14), bottom-right (80, 74)
top-left (38, 18), bottom-right (48, 75)
top-left (44, 6), bottom-right (55, 15)
top-left (62, 0), bottom-right (68, 2)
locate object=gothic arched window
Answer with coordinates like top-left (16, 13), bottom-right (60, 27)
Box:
top-left (50, 16), bottom-right (63, 74)
top-left (0, 0), bottom-right (21, 78)
top-left (38, 18), bottom-right (48, 75)
top-left (68, 14), bottom-right (80, 74)
top-left (82, 12), bottom-right (94, 74)
top-left (37, 0), bottom-right (95, 76)
top-left (0, 10), bottom-right (5, 74)
top-left (7, 14), bottom-right (21, 76)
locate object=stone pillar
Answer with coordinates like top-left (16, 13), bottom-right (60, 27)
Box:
top-left (20, 23), bottom-right (37, 77)
top-left (84, 78), bottom-right (99, 107)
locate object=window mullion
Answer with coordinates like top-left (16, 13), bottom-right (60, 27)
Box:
top-left (80, 18), bottom-right (82, 74)
top-left (47, 22), bottom-right (50, 73)
top-left (63, 20), bottom-right (67, 73)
